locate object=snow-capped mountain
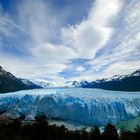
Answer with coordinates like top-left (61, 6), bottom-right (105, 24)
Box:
top-left (0, 88), bottom-right (140, 126)
top-left (20, 78), bottom-right (41, 88)
top-left (30, 79), bottom-right (78, 88)
top-left (0, 66), bottom-right (16, 79)
top-left (76, 69), bottom-right (140, 91)
top-left (72, 81), bottom-right (81, 87)
top-left (26, 69), bottom-right (140, 91)
top-left (129, 69), bottom-right (140, 77)
top-left (0, 66), bottom-right (41, 93)
top-left (30, 79), bottom-right (53, 88)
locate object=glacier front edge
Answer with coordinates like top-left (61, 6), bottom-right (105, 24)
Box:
top-left (0, 88), bottom-right (140, 126)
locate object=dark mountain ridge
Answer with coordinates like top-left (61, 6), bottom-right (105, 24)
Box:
top-left (0, 66), bottom-right (41, 93)
top-left (74, 69), bottom-right (140, 91)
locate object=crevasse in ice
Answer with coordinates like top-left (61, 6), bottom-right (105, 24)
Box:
top-left (0, 88), bottom-right (140, 126)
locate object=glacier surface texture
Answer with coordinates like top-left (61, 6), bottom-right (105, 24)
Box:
top-left (0, 88), bottom-right (140, 126)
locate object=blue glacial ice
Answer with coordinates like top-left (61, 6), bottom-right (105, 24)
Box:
top-left (0, 88), bottom-right (140, 126)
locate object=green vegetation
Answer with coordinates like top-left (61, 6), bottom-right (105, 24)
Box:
top-left (116, 116), bottom-right (140, 131)
top-left (0, 116), bottom-right (140, 140)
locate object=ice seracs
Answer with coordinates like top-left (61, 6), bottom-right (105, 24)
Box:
top-left (0, 88), bottom-right (140, 126)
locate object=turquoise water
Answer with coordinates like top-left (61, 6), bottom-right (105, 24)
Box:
top-left (116, 116), bottom-right (140, 131)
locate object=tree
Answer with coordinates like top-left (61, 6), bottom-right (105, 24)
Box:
top-left (35, 115), bottom-right (48, 125)
top-left (134, 125), bottom-right (140, 139)
top-left (11, 118), bottom-right (22, 133)
top-left (89, 126), bottom-right (101, 140)
top-left (102, 123), bottom-right (119, 140)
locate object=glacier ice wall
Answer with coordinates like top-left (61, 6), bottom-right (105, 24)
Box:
top-left (0, 88), bottom-right (140, 126)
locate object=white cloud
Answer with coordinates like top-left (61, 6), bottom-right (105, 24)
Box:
top-left (30, 43), bottom-right (77, 64)
top-left (61, 0), bottom-right (123, 59)
top-left (0, 54), bottom-right (66, 79)
top-left (18, 0), bottom-right (64, 45)
top-left (76, 66), bottom-right (85, 72)
top-left (1, 0), bottom-right (140, 82)
top-left (104, 61), bottom-right (140, 77)
top-left (0, 13), bottom-right (20, 37)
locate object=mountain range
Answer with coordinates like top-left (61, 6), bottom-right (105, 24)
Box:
top-left (0, 66), bottom-right (41, 93)
top-left (31, 69), bottom-right (140, 91)
top-left (72, 69), bottom-right (140, 91)
top-left (0, 66), bottom-right (140, 93)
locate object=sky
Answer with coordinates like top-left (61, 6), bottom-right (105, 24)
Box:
top-left (0, 0), bottom-right (140, 82)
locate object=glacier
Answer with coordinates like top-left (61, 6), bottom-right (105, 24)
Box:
top-left (0, 88), bottom-right (140, 126)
